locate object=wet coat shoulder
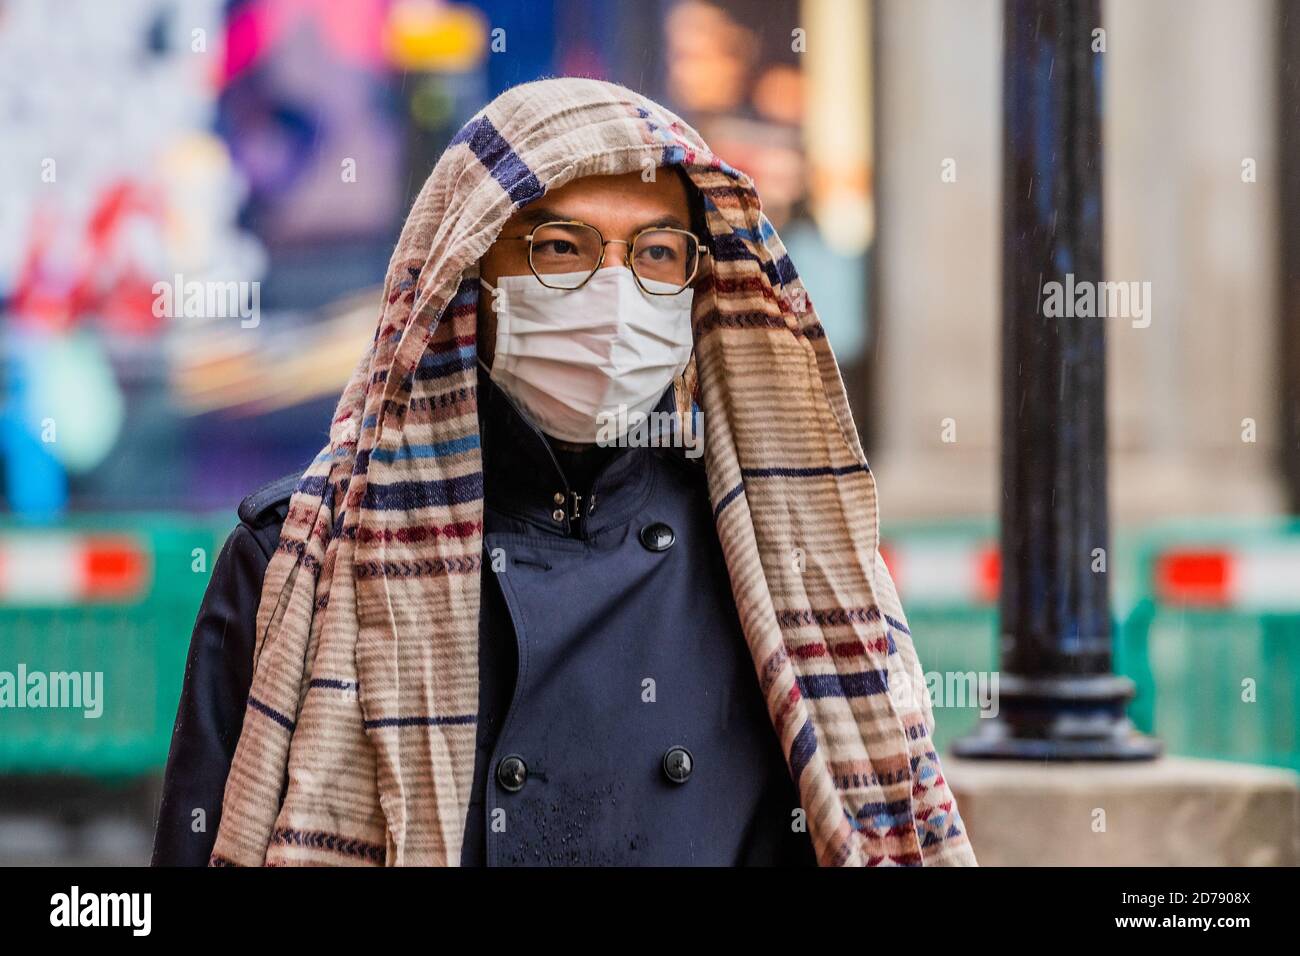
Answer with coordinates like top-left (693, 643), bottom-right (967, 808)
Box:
top-left (237, 470), bottom-right (301, 532)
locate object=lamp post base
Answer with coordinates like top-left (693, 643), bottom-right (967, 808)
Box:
top-left (951, 673), bottom-right (1163, 761)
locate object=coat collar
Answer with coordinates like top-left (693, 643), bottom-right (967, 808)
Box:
top-left (477, 362), bottom-right (673, 538)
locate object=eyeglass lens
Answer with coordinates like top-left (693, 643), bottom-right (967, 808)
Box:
top-left (529, 222), bottom-right (699, 291)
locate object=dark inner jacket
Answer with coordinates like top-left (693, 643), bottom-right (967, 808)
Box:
top-left (151, 364), bottom-right (817, 866)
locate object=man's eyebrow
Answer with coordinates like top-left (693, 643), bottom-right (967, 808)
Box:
top-left (633, 214), bottom-right (689, 231)
top-left (513, 206), bottom-right (564, 226)
top-left (509, 208), bottom-right (690, 231)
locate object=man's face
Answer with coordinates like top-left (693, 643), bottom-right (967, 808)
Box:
top-left (476, 169), bottom-right (694, 368)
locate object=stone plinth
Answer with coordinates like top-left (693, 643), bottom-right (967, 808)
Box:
top-left (945, 755), bottom-right (1299, 866)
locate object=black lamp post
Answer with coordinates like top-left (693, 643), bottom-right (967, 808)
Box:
top-left (953, 0), bottom-right (1160, 760)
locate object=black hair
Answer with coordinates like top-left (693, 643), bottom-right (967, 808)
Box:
top-left (674, 166), bottom-right (711, 251)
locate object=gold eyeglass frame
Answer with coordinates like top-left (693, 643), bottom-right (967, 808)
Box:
top-left (494, 219), bottom-right (709, 295)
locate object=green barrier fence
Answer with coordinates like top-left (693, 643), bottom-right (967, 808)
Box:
top-left (0, 515), bottom-right (230, 778)
top-left (0, 514), bottom-right (1296, 779)
top-left (876, 519), bottom-right (1001, 755)
top-left (897, 519), bottom-right (1300, 771)
top-left (1118, 519), bottom-right (1300, 772)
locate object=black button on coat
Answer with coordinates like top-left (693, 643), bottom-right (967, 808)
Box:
top-left (151, 366), bottom-right (816, 867)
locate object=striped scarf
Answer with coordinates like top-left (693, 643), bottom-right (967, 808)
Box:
top-left (210, 77), bottom-right (977, 867)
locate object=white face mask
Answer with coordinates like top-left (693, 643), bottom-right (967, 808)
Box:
top-left (480, 266), bottom-right (694, 444)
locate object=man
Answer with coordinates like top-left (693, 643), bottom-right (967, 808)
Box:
top-left (152, 77), bottom-right (976, 867)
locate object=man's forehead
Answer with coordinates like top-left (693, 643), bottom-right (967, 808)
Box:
top-left (503, 169), bottom-right (691, 231)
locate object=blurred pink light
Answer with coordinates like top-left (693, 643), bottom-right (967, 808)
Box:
top-left (223, 0), bottom-right (390, 84)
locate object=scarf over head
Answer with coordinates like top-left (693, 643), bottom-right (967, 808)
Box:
top-left (211, 76), bottom-right (977, 867)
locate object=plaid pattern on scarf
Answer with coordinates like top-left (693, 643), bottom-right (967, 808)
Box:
top-left (210, 77), bottom-right (977, 867)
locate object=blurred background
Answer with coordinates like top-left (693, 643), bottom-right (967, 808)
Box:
top-left (0, 0), bottom-right (1296, 864)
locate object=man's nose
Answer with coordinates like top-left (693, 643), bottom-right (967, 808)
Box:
top-left (597, 239), bottom-right (633, 269)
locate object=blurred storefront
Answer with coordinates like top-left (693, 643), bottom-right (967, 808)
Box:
top-left (0, 0), bottom-right (874, 518)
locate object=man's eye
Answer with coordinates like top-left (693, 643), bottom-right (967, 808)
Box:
top-left (638, 244), bottom-right (677, 261)
top-left (536, 239), bottom-right (579, 256)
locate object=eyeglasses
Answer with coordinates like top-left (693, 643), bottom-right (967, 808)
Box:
top-left (494, 219), bottom-right (707, 295)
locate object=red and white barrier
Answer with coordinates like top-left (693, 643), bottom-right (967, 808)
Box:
top-left (883, 537), bottom-right (1300, 612)
top-left (880, 539), bottom-right (1000, 606)
top-left (1154, 545), bottom-right (1300, 611)
top-left (0, 534), bottom-right (149, 606)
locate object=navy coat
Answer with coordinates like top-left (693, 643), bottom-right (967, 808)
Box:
top-left (152, 366), bottom-right (816, 866)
